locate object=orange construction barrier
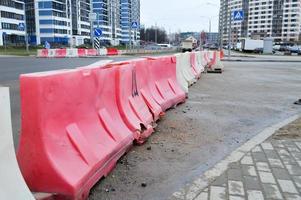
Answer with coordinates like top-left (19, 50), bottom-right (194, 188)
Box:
top-left (17, 67), bottom-right (134, 199)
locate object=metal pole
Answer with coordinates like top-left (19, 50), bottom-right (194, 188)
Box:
top-left (4, 34), bottom-right (7, 53)
top-left (155, 23), bottom-right (157, 43)
top-left (90, 1), bottom-right (94, 49)
top-left (228, 10), bottom-right (231, 58)
top-left (209, 19), bottom-right (211, 34)
top-left (24, 4), bottom-right (29, 53)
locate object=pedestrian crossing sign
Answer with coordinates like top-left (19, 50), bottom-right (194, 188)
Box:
top-left (233, 10), bottom-right (244, 21)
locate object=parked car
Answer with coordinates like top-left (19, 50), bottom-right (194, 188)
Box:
top-left (254, 48), bottom-right (263, 54)
top-left (288, 46), bottom-right (301, 54)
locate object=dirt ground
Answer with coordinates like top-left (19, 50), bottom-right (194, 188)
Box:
top-left (273, 118), bottom-right (301, 140)
top-left (88, 61), bottom-right (301, 200)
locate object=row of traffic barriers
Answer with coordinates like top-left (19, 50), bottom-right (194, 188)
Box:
top-left (37, 48), bottom-right (179, 58)
top-left (37, 48), bottom-right (111, 58)
top-left (0, 50), bottom-right (223, 199)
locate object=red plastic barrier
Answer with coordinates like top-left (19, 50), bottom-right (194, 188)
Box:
top-left (17, 67), bottom-right (134, 199)
top-left (131, 59), bottom-right (163, 121)
top-left (107, 48), bottom-right (119, 56)
top-left (54, 48), bottom-right (67, 58)
top-left (220, 50), bottom-right (224, 59)
top-left (86, 49), bottom-right (98, 56)
top-left (141, 56), bottom-right (186, 111)
top-left (38, 49), bottom-right (49, 58)
top-left (78, 48), bottom-right (86, 57)
top-left (190, 52), bottom-right (201, 79)
top-left (208, 51), bottom-right (217, 69)
top-left (115, 62), bottom-right (155, 144)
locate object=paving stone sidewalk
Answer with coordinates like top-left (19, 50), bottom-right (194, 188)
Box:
top-left (195, 118), bottom-right (301, 200)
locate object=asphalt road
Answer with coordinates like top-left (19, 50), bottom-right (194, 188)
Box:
top-left (0, 55), bottom-right (301, 200)
top-left (0, 56), bottom-right (134, 147)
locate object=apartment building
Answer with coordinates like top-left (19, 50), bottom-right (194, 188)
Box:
top-left (120, 0), bottom-right (140, 45)
top-left (0, 0), bottom-right (26, 46)
top-left (1, 0), bottom-right (140, 46)
top-left (71, 0), bottom-right (91, 45)
top-left (26, 0), bottom-right (72, 45)
top-left (92, 0), bottom-right (122, 45)
top-left (219, 0), bottom-right (301, 44)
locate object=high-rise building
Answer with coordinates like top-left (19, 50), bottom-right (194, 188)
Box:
top-left (0, 0), bottom-right (26, 46)
top-left (219, 0), bottom-right (301, 44)
top-left (70, 0), bottom-right (91, 45)
top-left (18, 0), bottom-right (140, 46)
top-left (92, 0), bottom-right (122, 45)
top-left (120, 0), bottom-right (140, 45)
top-left (26, 0), bottom-right (72, 45)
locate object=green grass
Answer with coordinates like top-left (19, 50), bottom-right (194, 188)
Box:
top-left (0, 46), bottom-right (39, 56)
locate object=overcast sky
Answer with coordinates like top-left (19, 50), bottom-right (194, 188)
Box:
top-left (140, 0), bottom-right (220, 33)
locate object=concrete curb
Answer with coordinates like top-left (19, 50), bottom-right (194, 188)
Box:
top-left (170, 114), bottom-right (300, 200)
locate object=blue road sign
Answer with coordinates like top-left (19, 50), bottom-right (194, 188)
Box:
top-left (18, 23), bottom-right (25, 31)
top-left (45, 41), bottom-right (51, 49)
top-left (131, 22), bottom-right (138, 29)
top-left (94, 28), bottom-right (102, 37)
top-left (2, 32), bottom-right (7, 37)
top-left (233, 10), bottom-right (244, 21)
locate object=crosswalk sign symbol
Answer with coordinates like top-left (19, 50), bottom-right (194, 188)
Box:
top-left (233, 10), bottom-right (244, 21)
top-left (131, 22), bottom-right (138, 29)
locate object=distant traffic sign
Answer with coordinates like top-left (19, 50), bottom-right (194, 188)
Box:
top-left (18, 23), bottom-right (25, 31)
top-left (94, 28), bottom-right (102, 37)
top-left (89, 13), bottom-right (97, 21)
top-left (233, 10), bottom-right (244, 21)
top-left (131, 22), bottom-right (138, 29)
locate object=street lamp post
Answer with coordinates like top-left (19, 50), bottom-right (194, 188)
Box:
top-left (228, 11), bottom-right (232, 58)
top-left (23, 3), bottom-right (29, 53)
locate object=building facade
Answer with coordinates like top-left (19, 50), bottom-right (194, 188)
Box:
top-left (0, 0), bottom-right (26, 46)
top-left (1, 0), bottom-right (140, 46)
top-left (219, 0), bottom-right (301, 44)
top-left (27, 0), bottom-right (72, 45)
top-left (120, 0), bottom-right (140, 45)
top-left (70, 0), bottom-right (91, 45)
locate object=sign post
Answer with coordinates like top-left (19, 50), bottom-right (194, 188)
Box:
top-left (228, 10), bottom-right (244, 58)
top-left (3, 32), bottom-right (7, 53)
top-left (89, 12), bottom-right (97, 49)
top-left (94, 28), bottom-right (102, 50)
top-left (18, 22), bottom-right (29, 53)
top-left (131, 22), bottom-right (138, 49)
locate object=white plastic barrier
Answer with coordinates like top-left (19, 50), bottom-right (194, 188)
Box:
top-left (98, 48), bottom-right (108, 56)
top-left (182, 52), bottom-right (197, 86)
top-left (175, 53), bottom-right (198, 94)
top-left (197, 52), bottom-right (205, 72)
top-left (47, 49), bottom-right (56, 58)
top-left (0, 87), bottom-right (35, 200)
top-left (66, 48), bottom-right (78, 58)
top-left (192, 52), bottom-right (205, 77)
